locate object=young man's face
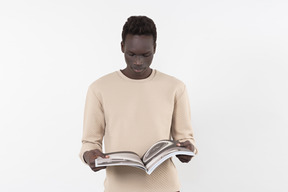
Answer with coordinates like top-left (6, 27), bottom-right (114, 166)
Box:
top-left (121, 34), bottom-right (156, 79)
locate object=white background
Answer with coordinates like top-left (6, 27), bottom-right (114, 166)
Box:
top-left (0, 0), bottom-right (287, 191)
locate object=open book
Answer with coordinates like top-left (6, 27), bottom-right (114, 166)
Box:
top-left (95, 140), bottom-right (195, 175)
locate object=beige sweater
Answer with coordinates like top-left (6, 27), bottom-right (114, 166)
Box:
top-left (80, 69), bottom-right (197, 192)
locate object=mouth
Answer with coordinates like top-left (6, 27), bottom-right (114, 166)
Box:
top-left (132, 66), bottom-right (145, 73)
top-left (133, 68), bottom-right (144, 73)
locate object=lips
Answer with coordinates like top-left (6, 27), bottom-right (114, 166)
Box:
top-left (133, 68), bottom-right (144, 72)
top-left (132, 66), bottom-right (145, 72)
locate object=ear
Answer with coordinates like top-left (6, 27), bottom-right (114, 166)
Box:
top-left (153, 43), bottom-right (157, 54)
top-left (121, 41), bottom-right (124, 53)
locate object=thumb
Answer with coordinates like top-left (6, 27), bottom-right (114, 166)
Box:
top-left (97, 151), bottom-right (109, 158)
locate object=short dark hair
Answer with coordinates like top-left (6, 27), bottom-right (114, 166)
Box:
top-left (122, 16), bottom-right (157, 44)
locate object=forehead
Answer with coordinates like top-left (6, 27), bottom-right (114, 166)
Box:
top-left (124, 34), bottom-right (154, 52)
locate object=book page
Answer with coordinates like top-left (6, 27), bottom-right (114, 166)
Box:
top-left (95, 151), bottom-right (146, 171)
top-left (146, 147), bottom-right (195, 175)
top-left (142, 140), bottom-right (195, 175)
top-left (142, 140), bottom-right (176, 164)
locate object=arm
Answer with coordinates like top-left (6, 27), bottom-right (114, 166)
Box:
top-left (79, 85), bottom-right (107, 171)
top-left (171, 84), bottom-right (198, 163)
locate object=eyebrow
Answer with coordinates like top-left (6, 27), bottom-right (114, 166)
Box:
top-left (128, 51), bottom-right (151, 55)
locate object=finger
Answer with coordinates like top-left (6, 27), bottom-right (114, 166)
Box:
top-left (180, 156), bottom-right (192, 161)
top-left (98, 153), bottom-right (109, 158)
top-left (95, 151), bottom-right (109, 159)
top-left (182, 141), bottom-right (192, 147)
top-left (91, 150), bottom-right (109, 159)
top-left (179, 157), bottom-right (191, 163)
top-left (177, 155), bottom-right (191, 159)
top-left (176, 141), bottom-right (191, 148)
top-left (180, 159), bottom-right (190, 163)
top-left (176, 155), bottom-right (192, 162)
top-left (177, 141), bottom-right (194, 152)
top-left (88, 159), bottom-right (96, 168)
top-left (92, 166), bottom-right (106, 172)
top-left (92, 166), bottom-right (106, 170)
top-left (178, 157), bottom-right (188, 163)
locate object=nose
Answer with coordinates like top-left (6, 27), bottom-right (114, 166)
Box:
top-left (134, 55), bottom-right (143, 65)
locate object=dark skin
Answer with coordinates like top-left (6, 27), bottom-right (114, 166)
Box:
top-left (83, 149), bottom-right (109, 172)
top-left (84, 34), bottom-right (194, 172)
top-left (176, 140), bottom-right (195, 163)
top-left (120, 34), bottom-right (156, 79)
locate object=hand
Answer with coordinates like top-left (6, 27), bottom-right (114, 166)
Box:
top-left (83, 149), bottom-right (109, 172)
top-left (176, 140), bottom-right (194, 163)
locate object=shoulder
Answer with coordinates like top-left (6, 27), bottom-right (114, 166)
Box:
top-left (88, 71), bottom-right (118, 89)
top-left (155, 70), bottom-right (186, 91)
top-left (156, 70), bottom-right (185, 84)
top-left (86, 71), bottom-right (119, 96)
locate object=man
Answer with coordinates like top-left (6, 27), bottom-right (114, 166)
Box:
top-left (80, 16), bottom-right (198, 192)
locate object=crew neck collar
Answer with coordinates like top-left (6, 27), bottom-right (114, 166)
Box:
top-left (116, 69), bottom-right (157, 82)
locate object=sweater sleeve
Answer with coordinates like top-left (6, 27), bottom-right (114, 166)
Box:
top-left (171, 84), bottom-right (198, 154)
top-left (79, 85), bottom-right (105, 164)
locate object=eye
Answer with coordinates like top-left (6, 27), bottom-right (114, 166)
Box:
top-left (128, 53), bottom-right (135, 56)
top-left (143, 53), bottom-right (151, 57)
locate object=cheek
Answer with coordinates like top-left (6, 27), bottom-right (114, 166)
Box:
top-left (145, 56), bottom-right (154, 64)
top-left (124, 56), bottom-right (133, 64)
